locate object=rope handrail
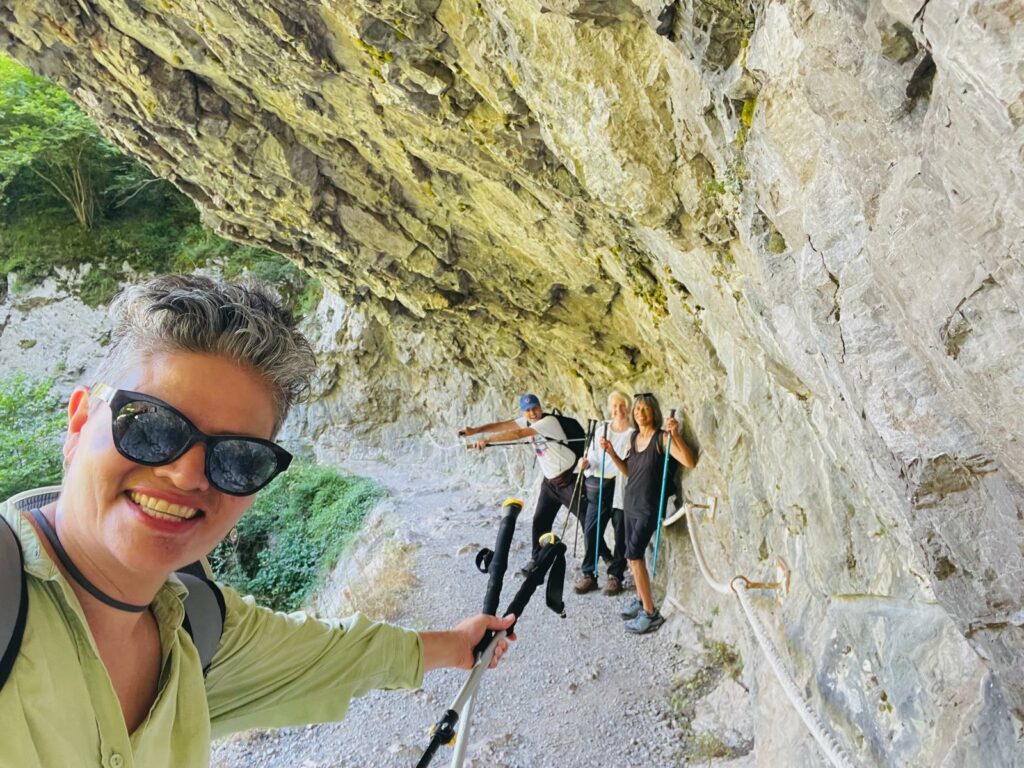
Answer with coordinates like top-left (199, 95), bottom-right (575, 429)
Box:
top-left (682, 504), bottom-right (858, 768)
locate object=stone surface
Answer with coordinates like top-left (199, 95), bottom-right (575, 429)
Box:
top-left (2, 0), bottom-right (1022, 764)
top-left (0, 273), bottom-right (110, 391)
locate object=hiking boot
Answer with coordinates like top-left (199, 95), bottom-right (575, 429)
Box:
top-left (573, 574), bottom-right (599, 594)
top-left (620, 597), bottom-right (643, 620)
top-left (602, 576), bottom-right (623, 596)
top-left (625, 609), bottom-right (665, 635)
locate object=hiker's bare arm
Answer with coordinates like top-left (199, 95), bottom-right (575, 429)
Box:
top-left (472, 426), bottom-right (535, 449)
top-left (459, 419), bottom-right (519, 437)
top-left (599, 437), bottom-right (629, 476)
top-left (664, 416), bottom-right (696, 468)
top-left (420, 614), bottom-right (517, 671)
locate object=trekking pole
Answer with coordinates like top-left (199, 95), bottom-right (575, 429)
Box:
top-left (418, 498), bottom-right (521, 768)
top-left (561, 419), bottom-right (595, 547)
top-left (593, 421), bottom-right (609, 575)
top-left (416, 530), bottom-right (568, 768)
top-left (650, 409), bottom-right (676, 579)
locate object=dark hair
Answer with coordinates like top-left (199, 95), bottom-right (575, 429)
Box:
top-left (631, 393), bottom-right (663, 431)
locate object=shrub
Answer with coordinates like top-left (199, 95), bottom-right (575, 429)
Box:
top-left (210, 462), bottom-right (385, 611)
top-left (0, 54), bottom-right (318, 316)
top-left (0, 374), bottom-right (64, 498)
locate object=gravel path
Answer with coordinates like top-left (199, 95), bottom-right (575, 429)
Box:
top-left (210, 459), bottom-right (705, 768)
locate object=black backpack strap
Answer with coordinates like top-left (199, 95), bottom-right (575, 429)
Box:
top-left (176, 563), bottom-right (226, 675)
top-left (0, 515), bottom-right (28, 690)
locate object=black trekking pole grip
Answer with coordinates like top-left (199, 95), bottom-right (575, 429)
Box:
top-left (481, 499), bottom-right (522, 615)
top-left (473, 499), bottom-right (523, 657)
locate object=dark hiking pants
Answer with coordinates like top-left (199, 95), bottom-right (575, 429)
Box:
top-left (529, 470), bottom-right (581, 564)
top-left (581, 476), bottom-right (623, 579)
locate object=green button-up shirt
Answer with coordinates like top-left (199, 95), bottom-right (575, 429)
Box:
top-left (1, 488), bottom-right (425, 768)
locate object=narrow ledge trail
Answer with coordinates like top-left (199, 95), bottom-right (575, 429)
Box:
top-left (210, 458), bottom-right (739, 768)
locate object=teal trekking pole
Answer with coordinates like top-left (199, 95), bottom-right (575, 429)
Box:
top-left (650, 409), bottom-right (676, 578)
top-left (593, 420), bottom-right (609, 575)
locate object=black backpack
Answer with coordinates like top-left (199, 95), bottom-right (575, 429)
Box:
top-left (547, 409), bottom-right (587, 461)
top-left (0, 490), bottom-right (225, 690)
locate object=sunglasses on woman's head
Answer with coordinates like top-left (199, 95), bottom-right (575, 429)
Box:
top-left (633, 392), bottom-right (655, 399)
top-left (91, 384), bottom-right (292, 496)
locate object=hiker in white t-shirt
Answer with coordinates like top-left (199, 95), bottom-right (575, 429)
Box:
top-left (460, 394), bottom-right (582, 575)
top-left (574, 391), bottom-right (634, 596)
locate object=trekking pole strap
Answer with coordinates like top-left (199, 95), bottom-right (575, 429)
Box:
top-left (504, 538), bottom-right (568, 635)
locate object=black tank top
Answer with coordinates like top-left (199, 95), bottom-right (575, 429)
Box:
top-left (623, 430), bottom-right (677, 513)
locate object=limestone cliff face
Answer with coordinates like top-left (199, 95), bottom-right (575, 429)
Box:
top-left (3, 0), bottom-right (1021, 764)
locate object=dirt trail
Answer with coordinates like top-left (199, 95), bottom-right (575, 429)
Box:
top-left (211, 459), bottom-right (700, 768)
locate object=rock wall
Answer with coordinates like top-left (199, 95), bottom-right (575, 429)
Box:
top-left (3, 1), bottom-right (1022, 765)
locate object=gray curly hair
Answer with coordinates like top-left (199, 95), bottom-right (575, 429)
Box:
top-left (92, 274), bottom-right (316, 431)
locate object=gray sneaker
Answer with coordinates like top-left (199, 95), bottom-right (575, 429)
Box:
top-left (625, 610), bottom-right (665, 635)
top-left (620, 597), bottom-right (643, 620)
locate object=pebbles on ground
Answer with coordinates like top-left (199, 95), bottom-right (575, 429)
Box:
top-left (211, 461), bottom-right (695, 768)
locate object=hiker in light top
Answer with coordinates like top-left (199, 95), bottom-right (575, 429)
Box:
top-left (0, 275), bottom-right (514, 768)
top-left (461, 394), bottom-right (603, 574)
top-left (574, 391), bottom-right (634, 597)
top-left (600, 393), bottom-right (696, 634)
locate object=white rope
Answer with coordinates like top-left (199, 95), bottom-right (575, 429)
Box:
top-left (731, 579), bottom-right (857, 768)
top-left (683, 507), bottom-right (858, 768)
top-left (684, 506), bottom-right (732, 595)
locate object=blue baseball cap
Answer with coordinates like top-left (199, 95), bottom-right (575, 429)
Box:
top-left (518, 393), bottom-right (541, 411)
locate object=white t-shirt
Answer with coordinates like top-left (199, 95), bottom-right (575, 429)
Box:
top-left (516, 414), bottom-right (577, 479)
top-left (584, 421), bottom-right (634, 509)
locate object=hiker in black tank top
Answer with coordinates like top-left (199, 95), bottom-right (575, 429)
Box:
top-left (623, 430), bottom-right (677, 516)
top-left (600, 393), bottom-right (696, 635)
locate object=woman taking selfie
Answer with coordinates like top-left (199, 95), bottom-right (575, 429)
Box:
top-left (0, 275), bottom-right (513, 766)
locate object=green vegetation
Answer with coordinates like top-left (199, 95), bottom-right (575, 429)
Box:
top-left (0, 56), bottom-right (123, 229)
top-left (0, 54), bottom-right (318, 313)
top-left (210, 462), bottom-right (386, 612)
top-left (0, 374), bottom-right (64, 499)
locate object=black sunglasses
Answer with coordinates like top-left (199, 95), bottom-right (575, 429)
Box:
top-left (633, 392), bottom-right (655, 399)
top-left (92, 384), bottom-right (292, 496)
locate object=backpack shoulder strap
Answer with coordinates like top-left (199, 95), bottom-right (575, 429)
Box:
top-left (0, 514), bottom-right (28, 690)
top-left (176, 562), bottom-right (226, 675)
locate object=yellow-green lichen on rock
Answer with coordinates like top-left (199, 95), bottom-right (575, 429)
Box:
top-left (2, 0), bottom-right (1022, 764)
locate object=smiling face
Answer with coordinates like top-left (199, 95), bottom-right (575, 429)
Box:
top-left (633, 400), bottom-right (655, 429)
top-left (522, 405), bottom-right (543, 423)
top-left (609, 394), bottom-right (629, 423)
top-left (59, 350), bottom-right (278, 584)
